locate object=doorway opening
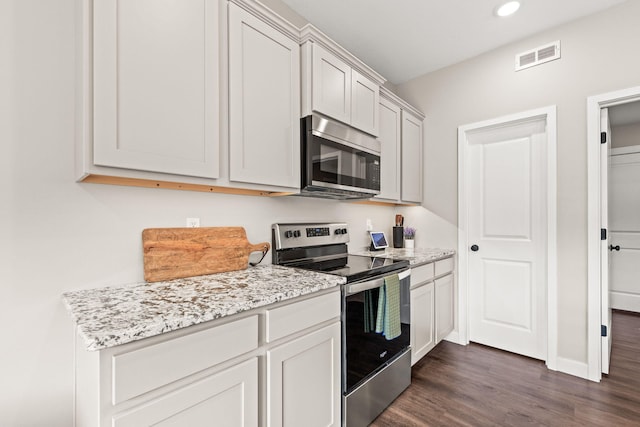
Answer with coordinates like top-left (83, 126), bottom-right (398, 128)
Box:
top-left (607, 104), bottom-right (640, 314)
top-left (458, 106), bottom-right (557, 369)
top-left (587, 86), bottom-right (640, 381)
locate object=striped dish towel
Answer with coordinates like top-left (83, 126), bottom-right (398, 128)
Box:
top-left (375, 274), bottom-right (401, 340)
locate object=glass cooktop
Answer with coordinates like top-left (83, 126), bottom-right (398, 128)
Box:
top-left (290, 254), bottom-right (409, 283)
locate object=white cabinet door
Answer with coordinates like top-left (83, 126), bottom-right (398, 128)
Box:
top-left (435, 273), bottom-right (455, 343)
top-left (410, 282), bottom-right (435, 365)
top-left (311, 43), bottom-right (352, 125)
top-left (267, 322), bottom-right (341, 427)
top-left (376, 97), bottom-right (401, 201)
top-left (228, 3), bottom-right (300, 188)
top-left (351, 70), bottom-right (380, 136)
top-left (93, 0), bottom-right (219, 178)
top-left (401, 110), bottom-right (423, 203)
top-left (112, 358), bottom-right (258, 427)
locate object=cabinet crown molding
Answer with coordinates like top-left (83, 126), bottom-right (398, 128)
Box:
top-left (300, 23), bottom-right (386, 86)
top-left (380, 86), bottom-right (425, 120)
top-left (229, 0), bottom-right (301, 42)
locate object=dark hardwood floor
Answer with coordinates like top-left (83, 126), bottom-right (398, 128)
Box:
top-left (371, 310), bottom-right (640, 426)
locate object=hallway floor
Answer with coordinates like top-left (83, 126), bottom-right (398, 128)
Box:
top-left (371, 310), bottom-right (640, 426)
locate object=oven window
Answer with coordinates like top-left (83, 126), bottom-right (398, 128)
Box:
top-left (344, 278), bottom-right (410, 393)
top-left (309, 135), bottom-right (380, 191)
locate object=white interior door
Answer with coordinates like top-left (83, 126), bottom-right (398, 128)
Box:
top-left (609, 147), bottom-right (640, 312)
top-left (600, 108), bottom-right (612, 374)
top-left (467, 118), bottom-right (548, 360)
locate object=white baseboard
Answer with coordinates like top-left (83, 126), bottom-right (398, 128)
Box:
top-left (611, 291), bottom-right (640, 313)
top-left (553, 357), bottom-right (589, 380)
top-left (443, 330), bottom-right (464, 345)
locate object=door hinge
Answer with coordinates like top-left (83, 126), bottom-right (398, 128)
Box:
top-left (601, 325), bottom-right (607, 337)
top-left (601, 228), bottom-right (607, 240)
top-left (601, 132), bottom-right (607, 144)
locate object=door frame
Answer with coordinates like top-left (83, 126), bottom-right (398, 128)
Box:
top-left (457, 105), bottom-right (558, 369)
top-left (586, 86), bottom-right (640, 381)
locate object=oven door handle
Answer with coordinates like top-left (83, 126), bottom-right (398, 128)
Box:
top-left (344, 268), bottom-right (411, 296)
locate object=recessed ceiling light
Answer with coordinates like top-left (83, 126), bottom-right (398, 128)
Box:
top-left (496, 1), bottom-right (521, 17)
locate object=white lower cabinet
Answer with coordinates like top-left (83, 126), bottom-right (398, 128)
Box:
top-left (112, 358), bottom-right (258, 427)
top-left (74, 289), bottom-right (341, 427)
top-left (267, 323), bottom-right (341, 427)
top-left (435, 273), bottom-right (455, 343)
top-left (410, 258), bottom-right (455, 365)
top-left (410, 282), bottom-right (435, 364)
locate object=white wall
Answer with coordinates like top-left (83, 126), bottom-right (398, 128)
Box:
top-left (396, 0), bottom-right (640, 366)
top-left (0, 1), bottom-right (401, 425)
top-left (612, 122), bottom-right (640, 148)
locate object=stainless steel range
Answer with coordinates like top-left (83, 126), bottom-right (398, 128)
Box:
top-left (272, 222), bottom-right (411, 427)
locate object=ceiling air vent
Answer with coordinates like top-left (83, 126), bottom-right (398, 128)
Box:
top-left (515, 41), bottom-right (561, 71)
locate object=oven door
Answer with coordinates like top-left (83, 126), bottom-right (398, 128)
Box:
top-left (301, 115), bottom-right (381, 197)
top-left (342, 269), bottom-right (410, 394)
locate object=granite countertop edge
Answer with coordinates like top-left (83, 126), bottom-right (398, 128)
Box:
top-left (351, 247), bottom-right (456, 267)
top-left (62, 265), bottom-right (345, 352)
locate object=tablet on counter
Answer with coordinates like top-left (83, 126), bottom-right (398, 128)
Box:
top-left (369, 231), bottom-right (389, 250)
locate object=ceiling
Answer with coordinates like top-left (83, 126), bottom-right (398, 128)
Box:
top-left (281, 0), bottom-right (627, 84)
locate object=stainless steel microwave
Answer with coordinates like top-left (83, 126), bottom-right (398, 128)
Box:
top-left (299, 114), bottom-right (381, 200)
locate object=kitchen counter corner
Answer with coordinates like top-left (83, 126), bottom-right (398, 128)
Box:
top-left (62, 265), bottom-right (345, 351)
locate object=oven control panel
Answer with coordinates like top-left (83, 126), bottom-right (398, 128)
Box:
top-left (272, 223), bottom-right (350, 250)
top-left (306, 227), bottom-right (329, 237)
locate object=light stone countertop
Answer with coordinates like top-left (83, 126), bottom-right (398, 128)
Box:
top-left (62, 265), bottom-right (345, 351)
top-left (351, 247), bottom-right (455, 267)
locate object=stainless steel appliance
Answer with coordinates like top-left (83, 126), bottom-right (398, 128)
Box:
top-left (299, 114), bottom-right (381, 200)
top-left (272, 223), bottom-right (411, 426)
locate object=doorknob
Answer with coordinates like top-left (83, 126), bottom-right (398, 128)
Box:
top-left (609, 245), bottom-right (620, 251)
top-left (470, 244), bottom-right (479, 252)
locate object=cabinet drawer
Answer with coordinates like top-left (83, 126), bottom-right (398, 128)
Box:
top-left (112, 358), bottom-right (258, 427)
top-left (435, 257), bottom-right (454, 276)
top-left (112, 315), bottom-right (258, 405)
top-left (411, 263), bottom-right (435, 288)
top-left (266, 290), bottom-right (340, 342)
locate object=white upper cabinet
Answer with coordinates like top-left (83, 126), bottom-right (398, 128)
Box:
top-left (311, 43), bottom-right (352, 125)
top-left (228, 2), bottom-right (300, 189)
top-left (301, 31), bottom-right (384, 136)
top-left (376, 88), bottom-right (424, 204)
top-left (377, 97), bottom-right (401, 201)
top-left (401, 109), bottom-right (423, 203)
top-left (351, 69), bottom-right (380, 136)
top-left (92, 0), bottom-right (219, 178)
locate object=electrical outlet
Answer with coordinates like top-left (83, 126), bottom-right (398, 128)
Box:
top-left (366, 219), bottom-right (373, 231)
top-left (186, 218), bottom-right (200, 228)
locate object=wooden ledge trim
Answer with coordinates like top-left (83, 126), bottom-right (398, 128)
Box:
top-left (352, 199), bottom-right (419, 207)
top-left (80, 174), bottom-right (294, 197)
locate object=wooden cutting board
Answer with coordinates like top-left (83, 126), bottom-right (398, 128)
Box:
top-left (142, 227), bottom-right (270, 282)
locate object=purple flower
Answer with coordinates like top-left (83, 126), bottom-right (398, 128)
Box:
top-left (404, 227), bottom-right (416, 239)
